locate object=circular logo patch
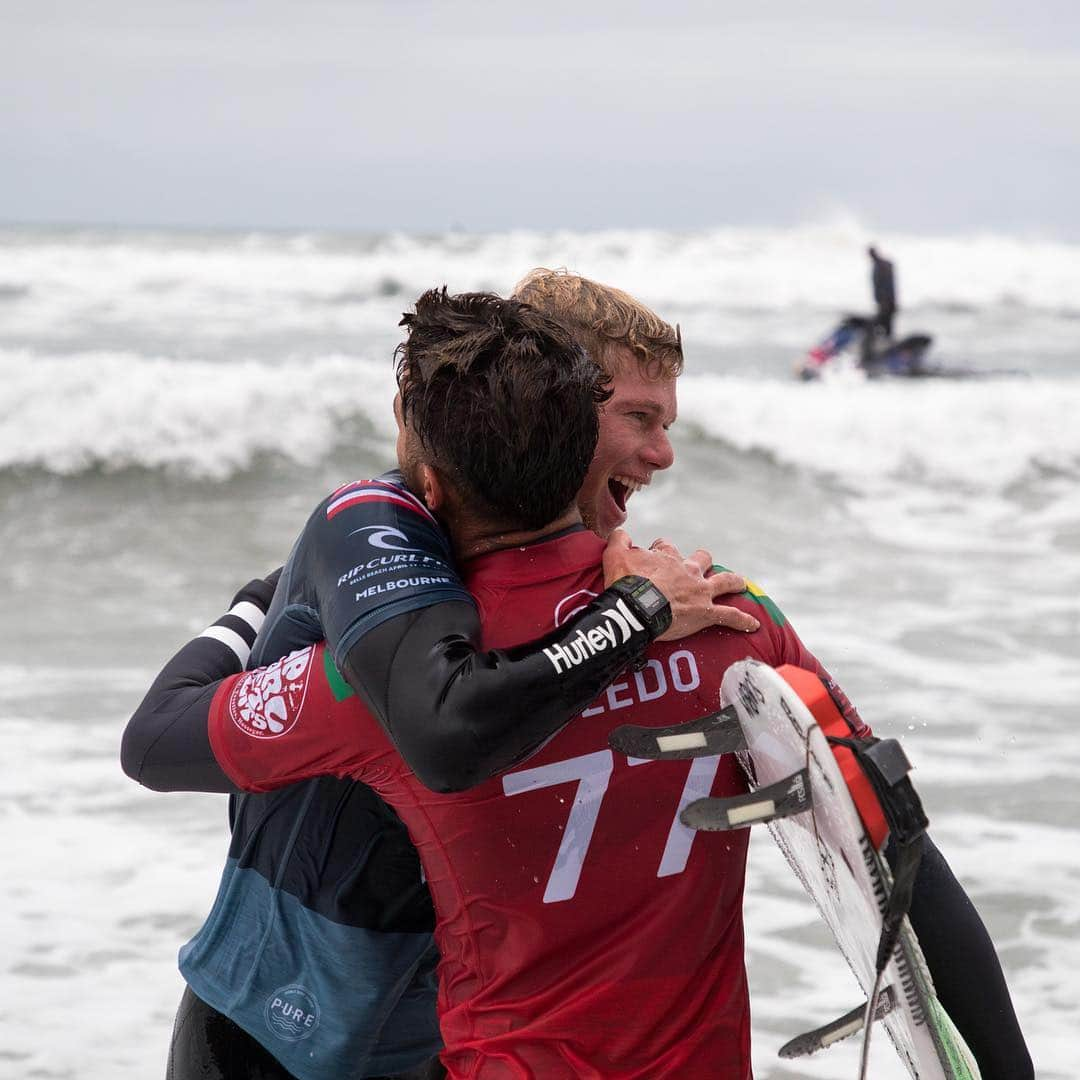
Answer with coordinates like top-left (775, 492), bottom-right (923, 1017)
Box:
top-left (228, 646), bottom-right (313, 739)
top-left (265, 984), bottom-right (320, 1042)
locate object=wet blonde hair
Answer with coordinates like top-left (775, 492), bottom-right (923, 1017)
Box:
top-left (512, 268), bottom-right (683, 380)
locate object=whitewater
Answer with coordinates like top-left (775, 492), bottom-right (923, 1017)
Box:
top-left (1, 222), bottom-right (1077, 1078)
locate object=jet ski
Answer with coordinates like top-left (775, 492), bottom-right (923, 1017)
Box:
top-left (797, 316), bottom-right (1024, 380)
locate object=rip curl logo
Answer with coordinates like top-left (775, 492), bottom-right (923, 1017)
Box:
top-left (265, 985), bottom-right (320, 1042)
top-left (227, 647), bottom-right (313, 739)
top-left (348, 524), bottom-right (426, 554)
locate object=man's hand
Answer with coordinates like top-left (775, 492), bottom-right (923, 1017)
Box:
top-left (228, 567), bottom-right (284, 614)
top-left (602, 529), bottom-right (759, 641)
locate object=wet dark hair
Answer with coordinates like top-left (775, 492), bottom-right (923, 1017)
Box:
top-left (397, 288), bottom-right (612, 530)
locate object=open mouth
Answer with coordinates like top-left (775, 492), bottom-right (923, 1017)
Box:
top-left (608, 475), bottom-right (646, 514)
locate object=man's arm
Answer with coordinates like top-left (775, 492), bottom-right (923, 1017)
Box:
top-left (894, 836), bottom-right (1033, 1080)
top-left (346, 537), bottom-right (757, 792)
top-left (120, 575), bottom-right (277, 792)
top-left (247, 475), bottom-right (754, 781)
top-left (121, 536), bottom-right (747, 794)
top-left (754, 581), bottom-right (1032, 1078)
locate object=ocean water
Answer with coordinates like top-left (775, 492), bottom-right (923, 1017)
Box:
top-left (1, 221), bottom-right (1078, 1078)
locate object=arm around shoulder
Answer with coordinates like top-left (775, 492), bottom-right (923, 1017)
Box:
top-left (121, 575), bottom-right (278, 793)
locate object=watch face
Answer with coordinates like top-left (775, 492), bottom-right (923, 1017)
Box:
top-left (635, 583), bottom-right (668, 617)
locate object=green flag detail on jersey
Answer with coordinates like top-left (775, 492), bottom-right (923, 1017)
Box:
top-left (323, 649), bottom-right (356, 702)
top-left (713, 565), bottom-right (788, 628)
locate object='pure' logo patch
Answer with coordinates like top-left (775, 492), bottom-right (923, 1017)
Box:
top-left (265, 984), bottom-right (320, 1041)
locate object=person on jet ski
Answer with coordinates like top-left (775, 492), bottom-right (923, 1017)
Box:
top-left (868, 245), bottom-right (897, 338)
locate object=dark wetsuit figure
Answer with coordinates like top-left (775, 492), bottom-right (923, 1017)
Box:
top-left (869, 245), bottom-right (898, 338)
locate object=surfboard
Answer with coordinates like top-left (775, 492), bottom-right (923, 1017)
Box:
top-left (609, 660), bottom-right (980, 1079)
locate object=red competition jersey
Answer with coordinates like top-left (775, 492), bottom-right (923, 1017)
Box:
top-left (209, 529), bottom-right (866, 1079)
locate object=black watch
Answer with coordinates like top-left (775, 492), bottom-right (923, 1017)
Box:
top-left (606, 575), bottom-right (673, 639)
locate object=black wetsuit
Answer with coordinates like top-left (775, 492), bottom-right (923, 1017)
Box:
top-left (871, 252), bottom-right (897, 337)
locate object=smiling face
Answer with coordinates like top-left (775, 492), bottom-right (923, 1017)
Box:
top-left (576, 350), bottom-right (677, 539)
top-left (396, 350), bottom-right (677, 542)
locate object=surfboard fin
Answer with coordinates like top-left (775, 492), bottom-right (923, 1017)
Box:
top-left (607, 705), bottom-right (746, 760)
top-left (779, 986), bottom-right (897, 1058)
top-left (680, 767), bottom-right (812, 830)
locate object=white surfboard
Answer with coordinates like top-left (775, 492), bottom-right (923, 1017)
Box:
top-left (718, 660), bottom-right (979, 1079)
top-left (609, 660), bottom-right (980, 1078)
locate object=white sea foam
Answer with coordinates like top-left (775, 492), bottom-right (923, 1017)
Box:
top-left (0, 348), bottom-right (397, 477)
top-left (678, 372), bottom-right (1080, 495)
top-left (3, 222), bottom-right (1079, 354)
top-left (674, 372), bottom-right (1080, 574)
top-left (6, 345), bottom-right (1079, 496)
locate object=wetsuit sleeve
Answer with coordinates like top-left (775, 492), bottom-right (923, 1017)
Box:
top-left (205, 583), bottom-right (668, 795)
top-left (350, 585), bottom-right (666, 792)
top-left (893, 835), bottom-right (1033, 1079)
top-left (251, 475), bottom-right (475, 669)
top-left (120, 576), bottom-right (278, 793)
top-left (251, 474), bottom-right (670, 791)
top-left (122, 565), bottom-right (666, 795)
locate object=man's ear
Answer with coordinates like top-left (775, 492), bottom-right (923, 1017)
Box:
top-left (419, 463), bottom-right (446, 513)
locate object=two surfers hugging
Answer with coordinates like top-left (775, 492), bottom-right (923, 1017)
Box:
top-left (124, 270), bottom-right (1031, 1080)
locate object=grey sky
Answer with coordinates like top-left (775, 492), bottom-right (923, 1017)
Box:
top-left (4, 0), bottom-right (1078, 235)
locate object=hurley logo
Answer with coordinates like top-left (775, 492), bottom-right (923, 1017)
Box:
top-left (543, 598), bottom-right (644, 674)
